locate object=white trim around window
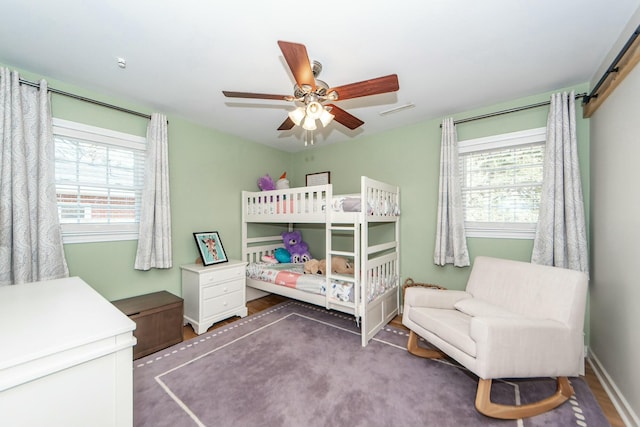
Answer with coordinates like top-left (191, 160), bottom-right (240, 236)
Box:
top-left (53, 118), bottom-right (146, 244)
top-left (459, 127), bottom-right (546, 239)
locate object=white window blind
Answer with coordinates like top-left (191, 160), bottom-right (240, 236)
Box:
top-left (53, 118), bottom-right (146, 243)
top-left (458, 127), bottom-right (545, 239)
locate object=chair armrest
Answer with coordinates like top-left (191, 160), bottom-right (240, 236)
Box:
top-left (470, 317), bottom-right (580, 378)
top-left (404, 288), bottom-right (471, 309)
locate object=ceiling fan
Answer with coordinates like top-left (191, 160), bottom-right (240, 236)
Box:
top-left (222, 41), bottom-right (399, 143)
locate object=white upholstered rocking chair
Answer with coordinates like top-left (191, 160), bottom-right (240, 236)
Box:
top-left (402, 256), bottom-right (588, 419)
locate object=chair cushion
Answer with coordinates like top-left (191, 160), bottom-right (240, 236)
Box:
top-left (454, 298), bottom-right (520, 318)
top-left (409, 307), bottom-right (477, 357)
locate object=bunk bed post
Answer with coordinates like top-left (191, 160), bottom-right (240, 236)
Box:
top-left (241, 191), bottom-right (248, 264)
top-left (324, 184), bottom-right (332, 311)
top-left (359, 176), bottom-right (368, 347)
top-left (396, 186), bottom-right (401, 313)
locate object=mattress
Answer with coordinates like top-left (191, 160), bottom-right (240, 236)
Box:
top-left (246, 262), bottom-right (353, 302)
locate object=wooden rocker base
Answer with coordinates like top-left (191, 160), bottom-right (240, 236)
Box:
top-left (406, 330), bottom-right (445, 359)
top-left (475, 376), bottom-right (574, 419)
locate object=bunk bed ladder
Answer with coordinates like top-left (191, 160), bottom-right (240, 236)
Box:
top-left (325, 223), bottom-right (359, 319)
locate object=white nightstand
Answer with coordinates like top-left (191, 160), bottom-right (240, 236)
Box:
top-left (180, 259), bottom-right (248, 334)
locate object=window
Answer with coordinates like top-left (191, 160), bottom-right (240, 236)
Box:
top-left (458, 127), bottom-right (545, 239)
top-left (53, 118), bottom-right (146, 243)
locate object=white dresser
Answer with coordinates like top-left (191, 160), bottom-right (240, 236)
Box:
top-left (0, 277), bottom-right (136, 427)
top-left (181, 260), bottom-right (248, 334)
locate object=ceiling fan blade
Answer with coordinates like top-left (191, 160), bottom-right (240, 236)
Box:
top-left (222, 91), bottom-right (291, 101)
top-left (329, 74), bottom-right (399, 101)
top-left (327, 104), bottom-right (364, 130)
top-left (277, 116), bottom-right (295, 131)
top-left (277, 41), bottom-right (316, 91)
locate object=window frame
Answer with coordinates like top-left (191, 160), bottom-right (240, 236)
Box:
top-left (53, 118), bottom-right (146, 244)
top-left (458, 127), bottom-right (546, 239)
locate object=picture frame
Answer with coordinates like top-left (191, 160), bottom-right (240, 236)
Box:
top-left (305, 171), bottom-right (331, 186)
top-left (193, 231), bottom-right (228, 266)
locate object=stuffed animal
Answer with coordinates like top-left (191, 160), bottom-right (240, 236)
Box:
top-left (275, 172), bottom-right (290, 190)
top-left (329, 256), bottom-right (354, 275)
top-left (304, 256), bottom-right (354, 275)
top-left (289, 241), bottom-right (312, 263)
top-left (261, 254), bottom-right (278, 264)
top-left (274, 247), bottom-right (291, 263)
top-left (304, 259), bottom-right (322, 274)
top-left (281, 230), bottom-right (311, 263)
top-left (257, 174), bottom-right (276, 191)
top-left (281, 230), bottom-right (303, 251)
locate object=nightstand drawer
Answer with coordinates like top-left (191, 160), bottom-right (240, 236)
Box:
top-left (200, 266), bottom-right (244, 285)
top-left (203, 290), bottom-right (244, 316)
top-left (202, 278), bottom-right (244, 299)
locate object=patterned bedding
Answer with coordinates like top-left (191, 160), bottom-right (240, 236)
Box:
top-left (246, 262), bottom-right (353, 302)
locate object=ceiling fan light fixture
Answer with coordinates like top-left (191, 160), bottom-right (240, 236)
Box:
top-left (306, 101), bottom-right (323, 120)
top-left (288, 107), bottom-right (306, 126)
top-left (302, 115), bottom-right (317, 131)
top-left (319, 108), bottom-right (335, 127)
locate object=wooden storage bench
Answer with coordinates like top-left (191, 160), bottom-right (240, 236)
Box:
top-left (112, 291), bottom-right (183, 359)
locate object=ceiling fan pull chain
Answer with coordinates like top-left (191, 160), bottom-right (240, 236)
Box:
top-left (304, 129), bottom-right (315, 147)
top-left (305, 130), bottom-right (308, 147)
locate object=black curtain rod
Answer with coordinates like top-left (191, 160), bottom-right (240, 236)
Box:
top-left (18, 78), bottom-right (152, 120)
top-left (443, 92), bottom-right (587, 127)
top-left (585, 23), bottom-right (640, 104)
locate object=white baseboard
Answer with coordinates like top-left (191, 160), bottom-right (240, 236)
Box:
top-left (588, 348), bottom-right (640, 427)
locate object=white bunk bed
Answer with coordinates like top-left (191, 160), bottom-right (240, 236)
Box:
top-left (241, 176), bottom-right (400, 347)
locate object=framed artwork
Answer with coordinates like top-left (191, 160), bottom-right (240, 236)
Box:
top-left (305, 171), bottom-right (331, 186)
top-left (193, 231), bottom-right (228, 266)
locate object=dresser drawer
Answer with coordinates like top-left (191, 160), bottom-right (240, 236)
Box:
top-left (202, 278), bottom-right (244, 300)
top-left (200, 266), bottom-right (244, 285)
top-left (203, 290), bottom-right (244, 316)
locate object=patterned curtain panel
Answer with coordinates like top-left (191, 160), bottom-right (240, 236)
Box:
top-left (134, 113), bottom-right (172, 270)
top-left (532, 91), bottom-right (589, 275)
top-left (0, 68), bottom-right (69, 285)
top-left (434, 117), bottom-right (470, 267)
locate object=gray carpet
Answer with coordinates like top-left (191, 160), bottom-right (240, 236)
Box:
top-left (133, 301), bottom-right (610, 427)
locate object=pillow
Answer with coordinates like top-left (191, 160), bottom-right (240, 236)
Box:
top-left (342, 197), bottom-right (361, 212)
top-left (454, 298), bottom-right (520, 318)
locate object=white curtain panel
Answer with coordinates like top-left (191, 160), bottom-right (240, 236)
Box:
top-left (0, 68), bottom-right (69, 285)
top-left (532, 91), bottom-right (589, 275)
top-left (135, 113), bottom-right (172, 270)
top-left (434, 118), bottom-right (470, 267)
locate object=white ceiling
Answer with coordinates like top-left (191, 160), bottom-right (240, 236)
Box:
top-left (1, 0), bottom-right (638, 152)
